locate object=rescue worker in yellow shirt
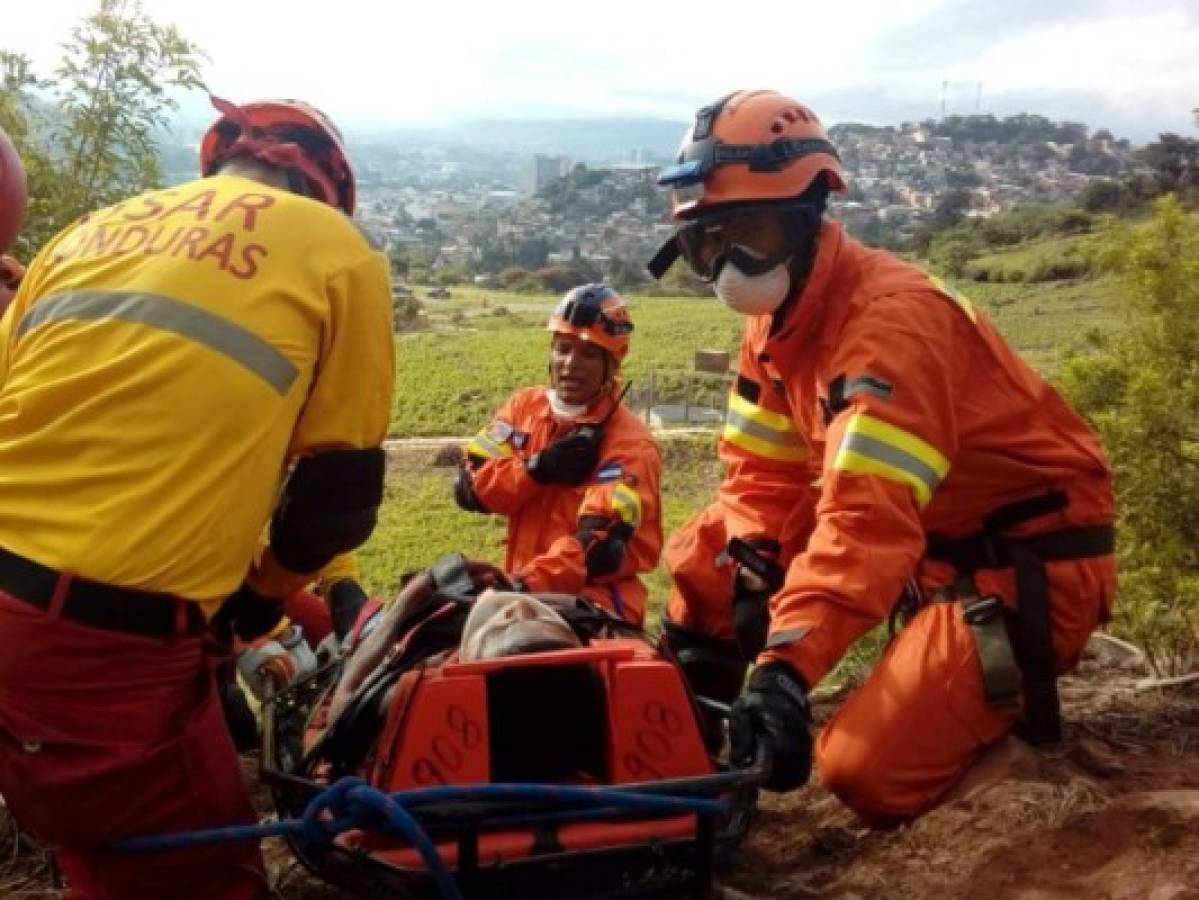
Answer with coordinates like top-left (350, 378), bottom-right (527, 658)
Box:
top-left (453, 285), bottom-right (663, 625)
top-left (0, 96), bottom-right (394, 899)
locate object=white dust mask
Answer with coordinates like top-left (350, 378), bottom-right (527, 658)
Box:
top-left (714, 260), bottom-right (791, 316)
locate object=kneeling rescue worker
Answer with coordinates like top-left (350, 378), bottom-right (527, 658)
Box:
top-left (650, 90), bottom-right (1116, 823)
top-left (0, 95), bottom-right (394, 897)
top-left (453, 285), bottom-right (663, 625)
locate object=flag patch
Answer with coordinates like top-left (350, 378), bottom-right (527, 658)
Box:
top-left (487, 419), bottom-right (514, 442)
top-left (595, 462), bottom-right (623, 483)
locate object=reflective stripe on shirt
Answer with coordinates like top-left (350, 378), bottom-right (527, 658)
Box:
top-left (18, 289), bottom-right (298, 395)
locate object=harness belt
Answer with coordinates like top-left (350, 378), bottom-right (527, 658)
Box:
top-left (925, 493), bottom-right (1114, 745)
top-left (0, 545), bottom-right (205, 638)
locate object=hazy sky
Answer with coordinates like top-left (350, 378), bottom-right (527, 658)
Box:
top-left (8, 0), bottom-right (1198, 140)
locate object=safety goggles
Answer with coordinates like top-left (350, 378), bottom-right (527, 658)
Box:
top-left (557, 292), bottom-right (634, 336)
top-left (648, 201), bottom-right (819, 282)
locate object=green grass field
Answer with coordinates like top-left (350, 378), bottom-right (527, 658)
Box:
top-left (392, 270), bottom-right (1122, 436)
top-left (393, 291), bottom-right (743, 435)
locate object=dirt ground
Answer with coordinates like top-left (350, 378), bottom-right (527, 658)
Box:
top-left (722, 675), bottom-right (1199, 900)
top-left (3, 641), bottom-right (1197, 899)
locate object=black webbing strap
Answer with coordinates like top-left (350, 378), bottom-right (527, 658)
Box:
top-left (926, 500), bottom-right (1115, 745)
top-left (1008, 542), bottom-right (1060, 742)
top-left (646, 236), bottom-right (681, 280)
top-left (958, 584), bottom-right (1022, 708)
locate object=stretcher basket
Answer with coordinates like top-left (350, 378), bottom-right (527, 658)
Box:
top-left (262, 634), bottom-right (766, 900)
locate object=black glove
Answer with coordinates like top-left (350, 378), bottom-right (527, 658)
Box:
top-left (730, 662), bottom-right (812, 792)
top-left (526, 425), bottom-right (602, 486)
top-left (328, 577), bottom-right (370, 640)
top-left (211, 582), bottom-right (287, 645)
top-left (728, 537), bottom-right (784, 659)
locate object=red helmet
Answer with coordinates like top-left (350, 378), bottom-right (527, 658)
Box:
top-left (657, 90), bottom-right (846, 220)
top-left (0, 125), bottom-right (28, 254)
top-left (200, 96), bottom-right (355, 215)
top-left (547, 284), bottom-right (634, 361)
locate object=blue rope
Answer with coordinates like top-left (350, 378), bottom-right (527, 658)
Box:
top-left (114, 777), bottom-right (728, 900)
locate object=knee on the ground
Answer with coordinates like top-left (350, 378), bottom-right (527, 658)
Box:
top-left (816, 724), bottom-right (927, 824)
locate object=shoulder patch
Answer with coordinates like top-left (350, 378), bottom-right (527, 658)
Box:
top-left (595, 461), bottom-right (623, 483)
top-left (487, 419), bottom-right (514, 442)
top-left (843, 373), bottom-right (894, 403)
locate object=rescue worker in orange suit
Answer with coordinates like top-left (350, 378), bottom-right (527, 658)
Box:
top-left (648, 91), bottom-right (1116, 823)
top-left (453, 285), bottom-right (663, 625)
top-left (0, 123), bottom-right (28, 314)
top-left (0, 96), bottom-right (394, 898)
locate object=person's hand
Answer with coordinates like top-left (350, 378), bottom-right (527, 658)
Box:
top-left (526, 426), bottom-right (602, 486)
top-left (727, 537), bottom-right (785, 658)
top-left (211, 582), bottom-right (286, 647)
top-left (729, 662), bottom-right (812, 792)
top-left (236, 623), bottom-right (318, 702)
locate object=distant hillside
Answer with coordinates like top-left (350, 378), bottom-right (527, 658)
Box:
top-left (337, 119), bottom-right (682, 161)
top-left (439, 117), bottom-right (685, 162)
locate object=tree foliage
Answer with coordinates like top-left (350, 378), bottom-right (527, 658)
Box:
top-left (1, 0), bottom-right (206, 253)
top-left (1057, 196), bottom-right (1199, 675)
top-left (1139, 133), bottom-right (1199, 206)
top-left (0, 53), bottom-right (57, 256)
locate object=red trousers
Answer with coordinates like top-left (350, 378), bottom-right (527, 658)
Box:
top-left (0, 593), bottom-right (266, 899)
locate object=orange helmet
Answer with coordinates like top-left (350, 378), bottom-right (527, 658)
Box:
top-left (657, 90), bottom-right (846, 220)
top-left (0, 125), bottom-right (28, 254)
top-left (547, 284), bottom-right (634, 361)
top-left (200, 96), bottom-right (355, 215)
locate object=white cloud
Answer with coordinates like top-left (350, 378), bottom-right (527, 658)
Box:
top-left (6, 0), bottom-right (1195, 138)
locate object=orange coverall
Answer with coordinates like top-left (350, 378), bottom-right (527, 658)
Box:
top-left (463, 386), bottom-right (663, 625)
top-left (666, 220), bottom-right (1115, 820)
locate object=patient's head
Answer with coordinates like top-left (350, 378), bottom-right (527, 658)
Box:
top-left (459, 590), bottom-right (581, 662)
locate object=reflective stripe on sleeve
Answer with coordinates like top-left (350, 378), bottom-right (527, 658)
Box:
top-left (832, 412), bottom-right (950, 506)
top-left (722, 392), bottom-right (807, 463)
top-left (466, 433), bottom-right (514, 460)
top-left (611, 483), bottom-right (642, 528)
top-left (17, 290), bottom-right (299, 395)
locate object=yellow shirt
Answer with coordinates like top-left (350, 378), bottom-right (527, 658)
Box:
top-left (0, 175), bottom-right (394, 611)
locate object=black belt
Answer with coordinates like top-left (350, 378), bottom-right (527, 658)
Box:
top-left (925, 524), bottom-right (1114, 574)
top-left (0, 546), bottom-right (206, 638)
